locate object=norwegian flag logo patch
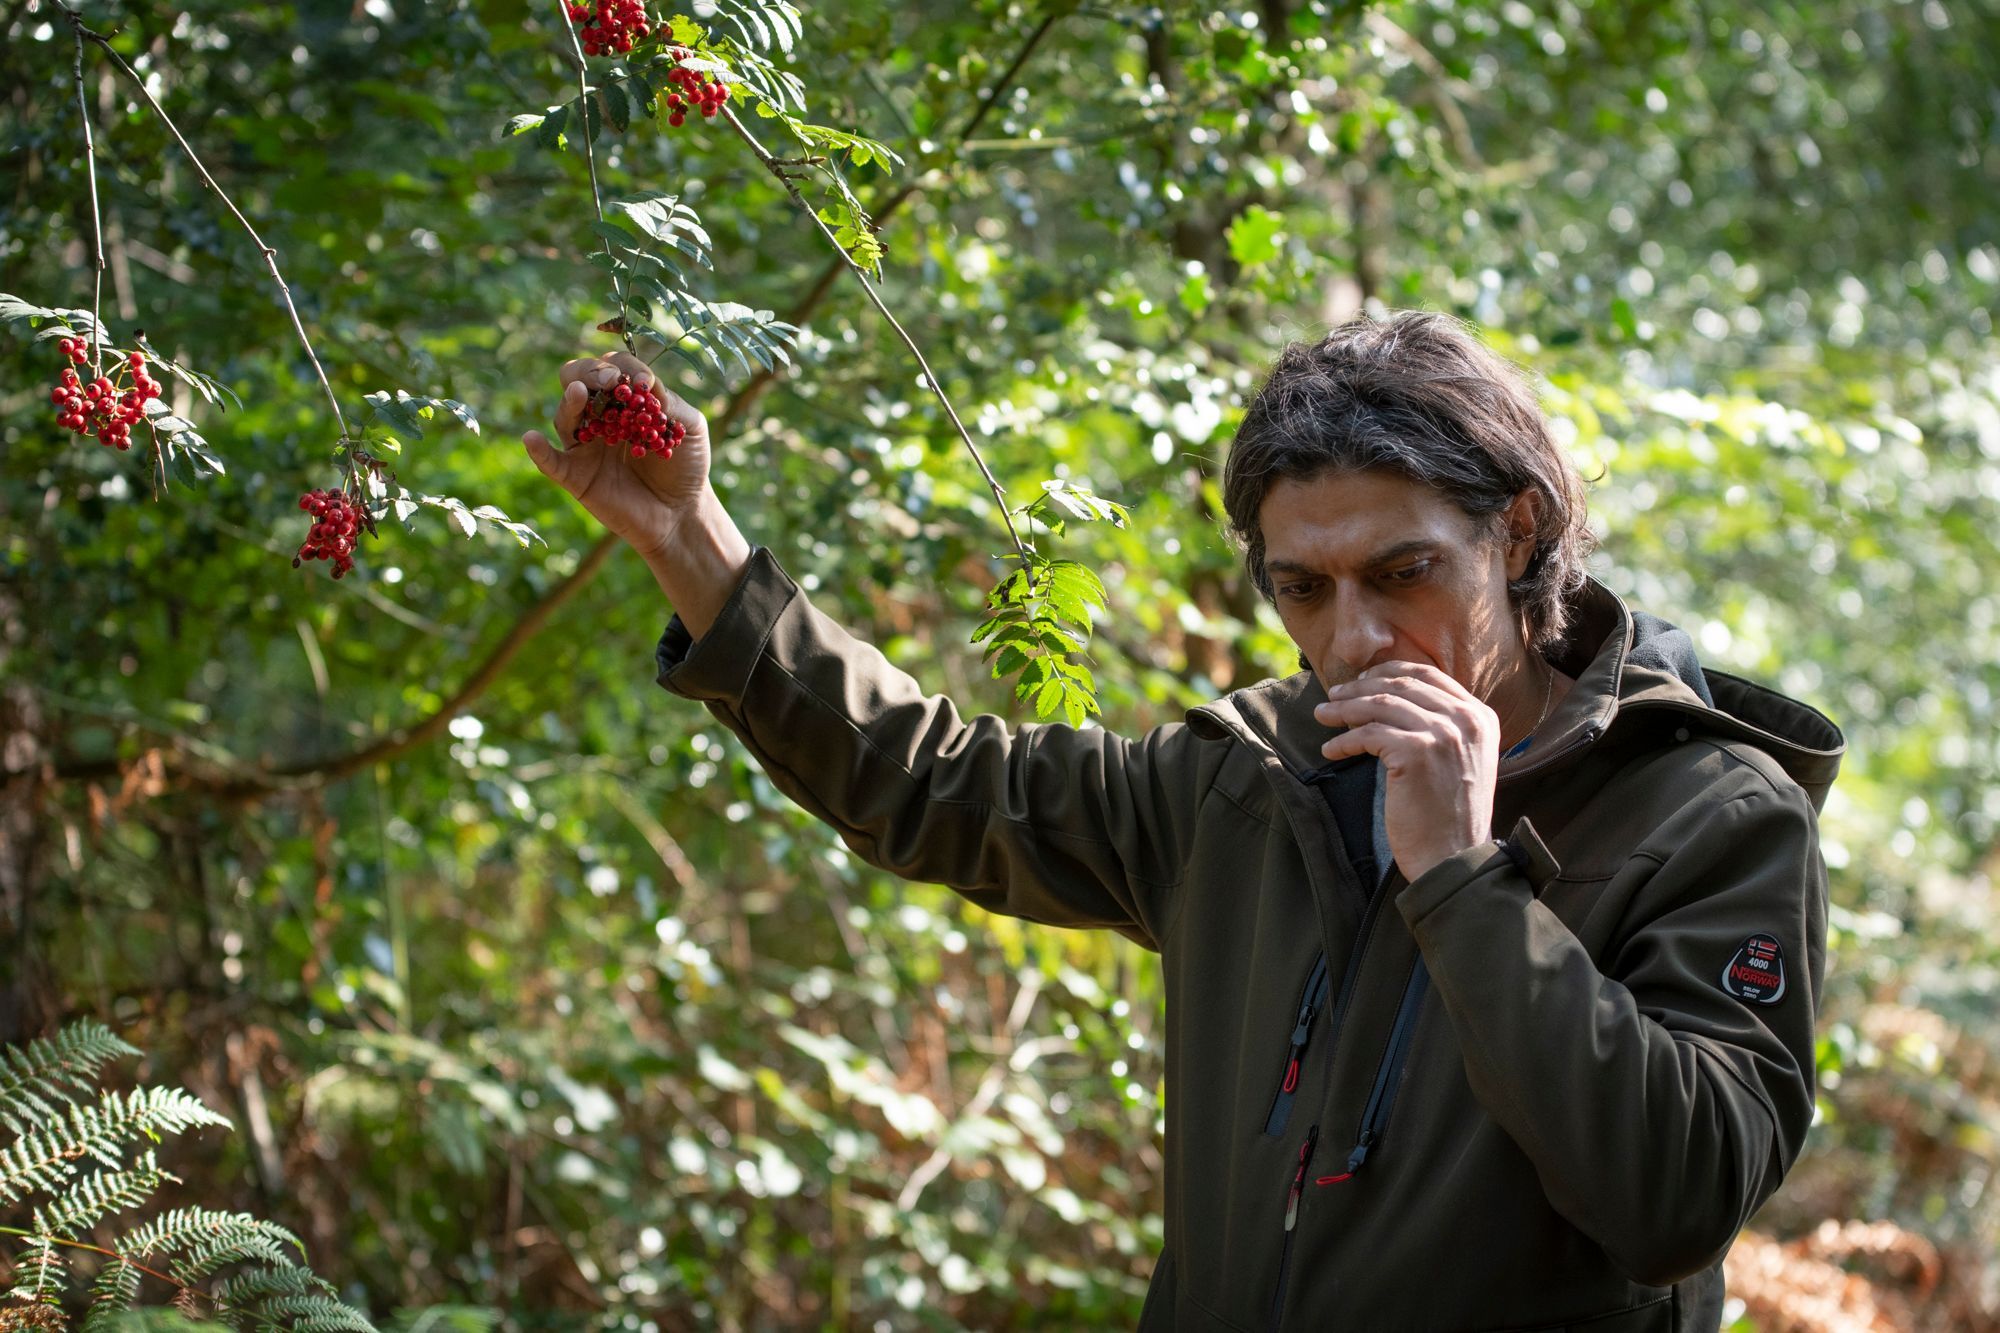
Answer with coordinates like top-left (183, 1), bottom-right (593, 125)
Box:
top-left (1721, 933), bottom-right (1787, 1005)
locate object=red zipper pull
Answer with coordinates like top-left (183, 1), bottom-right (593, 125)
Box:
top-left (1283, 1126), bottom-right (1319, 1231)
top-left (1281, 1056), bottom-right (1300, 1093)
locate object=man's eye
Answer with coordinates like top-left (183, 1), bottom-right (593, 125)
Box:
top-left (1384, 562), bottom-right (1431, 584)
top-left (1279, 582), bottom-right (1315, 598)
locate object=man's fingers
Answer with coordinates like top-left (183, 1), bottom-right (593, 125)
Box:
top-left (560, 354), bottom-right (623, 392)
top-left (1315, 693), bottom-right (1436, 734)
top-left (1324, 673), bottom-right (1457, 714)
top-left (1327, 669), bottom-right (1469, 720)
top-left (602, 350), bottom-right (656, 392)
top-left (523, 429), bottom-right (571, 488)
top-left (601, 350), bottom-right (710, 434)
top-left (553, 378), bottom-right (589, 446)
top-left (1357, 660), bottom-right (1471, 700)
top-left (1320, 722), bottom-right (1425, 764)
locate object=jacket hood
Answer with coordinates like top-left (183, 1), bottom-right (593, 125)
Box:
top-left (1187, 574), bottom-right (1846, 813)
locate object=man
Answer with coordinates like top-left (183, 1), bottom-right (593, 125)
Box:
top-left (524, 310), bottom-right (1844, 1330)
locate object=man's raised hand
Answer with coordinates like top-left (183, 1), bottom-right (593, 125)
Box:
top-left (522, 350), bottom-right (712, 560)
top-left (1313, 661), bottom-right (1501, 883)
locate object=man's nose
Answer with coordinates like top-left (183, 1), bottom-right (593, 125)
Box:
top-left (1327, 609), bottom-right (1395, 680)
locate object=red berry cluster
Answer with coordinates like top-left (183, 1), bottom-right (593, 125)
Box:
top-left (293, 487), bottom-right (364, 579)
top-left (49, 339), bottom-right (162, 452)
top-left (566, 0), bottom-right (650, 57)
top-left (663, 46), bottom-right (729, 126)
top-left (575, 375), bottom-right (686, 459)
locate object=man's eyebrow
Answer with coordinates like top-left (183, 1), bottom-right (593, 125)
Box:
top-left (1266, 540), bottom-right (1442, 577)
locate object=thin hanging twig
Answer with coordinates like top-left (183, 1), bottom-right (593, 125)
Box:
top-left (554, 0), bottom-right (634, 353)
top-left (55, 0), bottom-right (352, 444)
top-left (717, 105), bottom-right (1034, 569)
top-left (68, 23), bottom-right (103, 378)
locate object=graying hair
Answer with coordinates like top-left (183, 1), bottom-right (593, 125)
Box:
top-left (1221, 309), bottom-right (1596, 654)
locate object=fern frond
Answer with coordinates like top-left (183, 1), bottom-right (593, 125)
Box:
top-left (1, 1091), bottom-right (229, 1206)
top-left (122, 1209), bottom-right (301, 1267)
top-left (210, 1266), bottom-right (329, 1312)
top-left (3, 1237), bottom-right (65, 1306)
top-left (33, 1151), bottom-right (172, 1237)
top-left (121, 1211), bottom-right (303, 1294)
top-left (0, 1022), bottom-right (141, 1137)
top-left (81, 1258), bottom-right (143, 1331)
top-left (254, 1294), bottom-right (374, 1333)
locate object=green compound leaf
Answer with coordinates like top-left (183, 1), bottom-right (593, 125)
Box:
top-left (988, 644), bottom-right (1031, 679)
top-left (600, 80), bottom-right (630, 133)
top-left (535, 103), bottom-right (571, 150)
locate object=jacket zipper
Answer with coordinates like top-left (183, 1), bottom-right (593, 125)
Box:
top-left (1271, 759), bottom-right (1394, 1135)
top-left (1267, 1122), bottom-right (1319, 1333)
top-left (1250, 706), bottom-right (1607, 1327)
top-left (1321, 957), bottom-right (1431, 1181)
top-left (1262, 951), bottom-right (1330, 1136)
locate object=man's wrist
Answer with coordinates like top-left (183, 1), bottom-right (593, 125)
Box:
top-left (638, 487), bottom-right (753, 641)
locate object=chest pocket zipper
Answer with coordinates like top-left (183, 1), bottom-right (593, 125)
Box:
top-left (1262, 952), bottom-right (1330, 1137)
top-left (1264, 960), bottom-right (1432, 1329)
top-left (1317, 956), bottom-right (1430, 1183)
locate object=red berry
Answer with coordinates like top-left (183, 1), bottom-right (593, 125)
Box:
top-left (569, 0), bottom-right (654, 56)
top-left (293, 486), bottom-right (366, 578)
top-left (576, 372), bottom-right (685, 460)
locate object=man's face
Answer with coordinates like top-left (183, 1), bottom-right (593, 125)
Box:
top-left (1259, 467), bottom-right (1537, 702)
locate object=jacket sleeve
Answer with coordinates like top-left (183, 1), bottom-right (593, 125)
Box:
top-left (652, 544), bottom-right (1218, 952)
top-left (1394, 764), bottom-right (1829, 1287)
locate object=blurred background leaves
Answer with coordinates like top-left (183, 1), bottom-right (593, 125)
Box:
top-left (3, 0), bottom-right (1997, 1327)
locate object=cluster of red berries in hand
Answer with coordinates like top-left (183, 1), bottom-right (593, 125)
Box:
top-left (567, 0), bottom-right (650, 57)
top-left (575, 375), bottom-right (686, 459)
top-left (663, 46), bottom-right (729, 126)
top-left (293, 487), bottom-right (364, 579)
top-left (49, 339), bottom-right (162, 452)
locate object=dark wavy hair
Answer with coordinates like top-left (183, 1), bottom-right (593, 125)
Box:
top-left (1221, 309), bottom-right (1597, 655)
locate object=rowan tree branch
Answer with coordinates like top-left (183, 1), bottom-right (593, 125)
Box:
top-left (68, 19), bottom-right (104, 380)
top-left (555, 0), bottom-right (633, 353)
top-left (55, 0), bottom-right (353, 444)
top-left (720, 101), bottom-right (1033, 568)
top-left (47, 9), bottom-right (1066, 800)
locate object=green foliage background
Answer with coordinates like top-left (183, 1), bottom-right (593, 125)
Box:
top-left (3, 0), bottom-right (1997, 1326)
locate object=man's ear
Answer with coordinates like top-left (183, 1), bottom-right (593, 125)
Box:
top-left (1502, 490), bottom-right (1541, 581)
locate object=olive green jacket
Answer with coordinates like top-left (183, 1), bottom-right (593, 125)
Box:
top-left (654, 544), bottom-right (1844, 1332)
